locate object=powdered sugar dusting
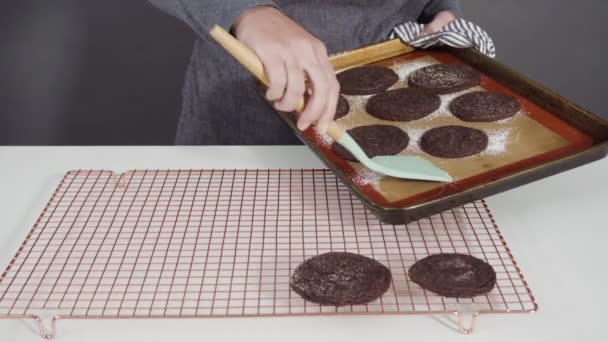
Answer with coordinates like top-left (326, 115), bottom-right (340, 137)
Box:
top-left (352, 168), bottom-right (383, 186)
top-left (391, 59), bottom-right (436, 80)
top-left (317, 132), bottom-right (334, 147)
top-left (402, 127), bottom-right (428, 153)
top-left (484, 128), bottom-right (514, 156)
top-left (344, 94), bottom-right (373, 113)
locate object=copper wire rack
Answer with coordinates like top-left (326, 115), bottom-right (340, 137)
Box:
top-left (0, 169), bottom-right (537, 339)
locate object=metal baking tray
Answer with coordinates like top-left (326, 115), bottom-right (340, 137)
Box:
top-left (257, 39), bottom-right (608, 224)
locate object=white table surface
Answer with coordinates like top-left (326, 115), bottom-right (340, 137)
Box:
top-left (0, 146), bottom-right (606, 341)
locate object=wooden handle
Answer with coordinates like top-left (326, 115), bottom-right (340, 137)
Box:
top-left (209, 25), bottom-right (305, 111)
top-left (209, 25), bottom-right (349, 141)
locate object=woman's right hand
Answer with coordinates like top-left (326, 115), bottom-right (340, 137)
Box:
top-left (232, 6), bottom-right (340, 134)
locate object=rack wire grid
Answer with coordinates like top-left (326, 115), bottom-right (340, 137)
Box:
top-left (0, 169), bottom-right (537, 339)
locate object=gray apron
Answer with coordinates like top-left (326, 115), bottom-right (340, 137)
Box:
top-left (148, 0), bottom-right (461, 144)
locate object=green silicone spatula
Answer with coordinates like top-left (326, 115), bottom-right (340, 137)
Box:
top-left (209, 25), bottom-right (452, 182)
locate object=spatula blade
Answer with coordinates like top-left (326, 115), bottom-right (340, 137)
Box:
top-left (371, 155), bottom-right (452, 182)
top-left (337, 133), bottom-right (452, 182)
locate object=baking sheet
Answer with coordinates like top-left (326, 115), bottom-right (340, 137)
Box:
top-left (329, 55), bottom-right (569, 202)
top-left (299, 51), bottom-right (593, 207)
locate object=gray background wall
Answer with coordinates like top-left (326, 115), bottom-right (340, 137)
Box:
top-left (1, 0), bottom-right (606, 145)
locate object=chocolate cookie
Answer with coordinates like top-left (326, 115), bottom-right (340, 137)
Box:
top-left (366, 88), bottom-right (440, 122)
top-left (331, 125), bottom-right (409, 162)
top-left (290, 252), bottom-right (392, 306)
top-left (450, 91), bottom-right (521, 122)
top-left (420, 125), bottom-right (488, 158)
top-left (335, 95), bottom-right (350, 120)
top-left (408, 253), bottom-right (496, 298)
top-left (408, 64), bottom-right (481, 94)
top-left (337, 66), bottom-right (399, 95)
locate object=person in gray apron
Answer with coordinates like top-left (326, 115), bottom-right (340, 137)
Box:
top-left (148, 1), bottom-right (461, 145)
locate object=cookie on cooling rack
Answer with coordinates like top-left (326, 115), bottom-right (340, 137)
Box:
top-left (337, 66), bottom-right (399, 95)
top-left (290, 252), bottom-right (392, 306)
top-left (408, 253), bottom-right (496, 298)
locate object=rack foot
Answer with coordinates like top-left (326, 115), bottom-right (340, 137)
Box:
top-left (454, 311), bottom-right (479, 334)
top-left (111, 172), bottom-right (129, 190)
top-left (33, 316), bottom-right (57, 340)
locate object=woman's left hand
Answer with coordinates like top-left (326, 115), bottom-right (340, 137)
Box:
top-left (421, 10), bottom-right (457, 35)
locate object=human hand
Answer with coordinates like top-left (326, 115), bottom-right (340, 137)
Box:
top-left (420, 10), bottom-right (457, 36)
top-left (233, 6), bottom-right (339, 133)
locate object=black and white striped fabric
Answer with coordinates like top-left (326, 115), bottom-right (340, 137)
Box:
top-left (390, 19), bottom-right (496, 58)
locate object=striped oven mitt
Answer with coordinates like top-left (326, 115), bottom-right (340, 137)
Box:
top-left (390, 18), bottom-right (496, 58)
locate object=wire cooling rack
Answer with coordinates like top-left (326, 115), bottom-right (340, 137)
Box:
top-left (0, 169), bottom-right (537, 339)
